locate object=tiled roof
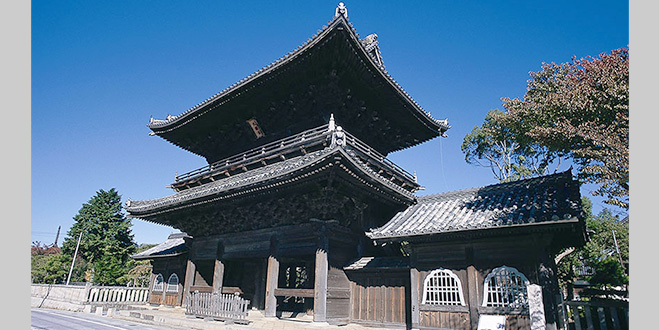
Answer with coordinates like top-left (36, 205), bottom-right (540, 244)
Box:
top-left (343, 256), bottom-right (409, 271)
top-left (126, 142), bottom-right (415, 219)
top-left (131, 232), bottom-right (191, 260)
top-left (367, 170), bottom-right (584, 240)
top-left (147, 14), bottom-right (447, 134)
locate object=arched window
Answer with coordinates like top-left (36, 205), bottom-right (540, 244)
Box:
top-left (422, 268), bottom-right (466, 306)
top-left (153, 273), bottom-right (164, 292)
top-left (482, 266), bottom-right (529, 308)
top-left (166, 273), bottom-right (179, 293)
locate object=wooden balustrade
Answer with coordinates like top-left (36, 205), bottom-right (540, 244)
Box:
top-left (184, 291), bottom-right (250, 322)
top-left (175, 124), bottom-right (331, 183)
top-left (562, 300), bottom-right (628, 330)
top-left (172, 123), bottom-right (417, 191)
top-left (87, 286), bottom-right (149, 305)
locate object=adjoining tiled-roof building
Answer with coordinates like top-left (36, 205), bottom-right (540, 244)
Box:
top-left (126, 4), bottom-right (587, 330)
top-left (369, 169), bottom-right (586, 244)
top-left (364, 169), bottom-right (587, 329)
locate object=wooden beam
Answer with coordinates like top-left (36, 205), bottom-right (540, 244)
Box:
top-left (274, 288), bottom-right (315, 298)
top-left (313, 235), bottom-right (329, 322)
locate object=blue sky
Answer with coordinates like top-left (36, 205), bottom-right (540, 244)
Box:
top-left (31, 0), bottom-right (629, 245)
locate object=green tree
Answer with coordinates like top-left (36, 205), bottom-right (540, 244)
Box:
top-left (32, 241), bottom-right (65, 283)
top-left (61, 188), bottom-right (136, 285)
top-left (556, 198), bottom-right (628, 299)
top-left (118, 243), bottom-right (156, 287)
top-left (32, 254), bottom-right (67, 284)
top-left (462, 109), bottom-right (556, 182)
top-left (463, 48), bottom-right (629, 208)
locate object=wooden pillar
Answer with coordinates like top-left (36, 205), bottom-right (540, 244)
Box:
top-left (253, 259), bottom-right (267, 310)
top-left (212, 259), bottom-right (225, 294)
top-left (409, 267), bottom-right (421, 329)
top-left (466, 246), bottom-right (481, 330)
top-left (264, 255), bottom-right (279, 317)
top-left (161, 275), bottom-right (167, 305)
top-left (314, 235), bottom-right (329, 322)
top-left (183, 259), bottom-right (196, 304)
top-left (538, 243), bottom-right (560, 330)
top-left (265, 237), bottom-right (279, 317)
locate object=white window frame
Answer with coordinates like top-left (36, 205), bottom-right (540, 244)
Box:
top-left (153, 273), bottom-right (164, 292)
top-left (421, 268), bottom-right (466, 306)
top-left (166, 273), bottom-right (179, 293)
top-left (481, 265), bottom-right (529, 308)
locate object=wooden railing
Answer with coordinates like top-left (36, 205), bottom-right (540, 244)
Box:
top-left (561, 300), bottom-right (628, 330)
top-left (87, 286), bottom-right (150, 305)
top-left (173, 123), bottom-right (418, 191)
top-left (175, 124), bottom-right (331, 183)
top-left (184, 291), bottom-right (250, 322)
top-left (342, 130), bottom-right (416, 183)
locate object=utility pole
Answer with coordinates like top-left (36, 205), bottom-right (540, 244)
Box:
top-left (612, 229), bottom-right (625, 269)
top-left (53, 226), bottom-right (61, 247)
top-left (66, 232), bottom-right (82, 285)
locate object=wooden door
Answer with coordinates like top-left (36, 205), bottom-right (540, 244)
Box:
top-left (350, 272), bottom-right (408, 326)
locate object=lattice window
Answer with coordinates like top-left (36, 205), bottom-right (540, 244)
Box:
top-left (482, 266), bottom-right (529, 308)
top-left (166, 273), bottom-right (179, 293)
top-left (422, 268), bottom-right (466, 306)
top-left (153, 273), bottom-right (164, 292)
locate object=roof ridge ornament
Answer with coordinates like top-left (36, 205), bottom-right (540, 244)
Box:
top-left (361, 33), bottom-right (383, 66)
top-left (335, 2), bottom-right (348, 20)
top-left (328, 113), bottom-right (336, 131)
top-left (331, 125), bottom-right (346, 148)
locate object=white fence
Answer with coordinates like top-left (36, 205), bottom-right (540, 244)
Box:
top-left (87, 286), bottom-right (149, 304)
top-left (31, 283), bottom-right (149, 308)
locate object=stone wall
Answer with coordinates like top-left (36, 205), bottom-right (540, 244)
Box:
top-left (31, 283), bottom-right (90, 311)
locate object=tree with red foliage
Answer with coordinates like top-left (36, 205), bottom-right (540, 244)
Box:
top-left (463, 48), bottom-right (629, 209)
top-left (31, 241), bottom-right (61, 256)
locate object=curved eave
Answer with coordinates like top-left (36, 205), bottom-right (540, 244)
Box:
top-left (131, 251), bottom-right (187, 261)
top-left (126, 144), bottom-right (416, 222)
top-left (368, 217), bottom-right (586, 246)
top-left (147, 15), bottom-right (448, 158)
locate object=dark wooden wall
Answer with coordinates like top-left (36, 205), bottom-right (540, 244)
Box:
top-left (348, 270), bottom-right (409, 327)
top-left (410, 233), bottom-right (554, 330)
top-left (150, 255), bottom-right (187, 306)
top-left (419, 310), bottom-right (470, 329)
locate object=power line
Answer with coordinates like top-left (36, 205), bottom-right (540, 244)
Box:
top-left (438, 138), bottom-right (450, 192)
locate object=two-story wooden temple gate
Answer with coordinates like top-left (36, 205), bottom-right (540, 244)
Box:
top-left (127, 3), bottom-right (587, 330)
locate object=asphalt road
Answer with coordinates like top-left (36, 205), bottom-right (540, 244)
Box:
top-left (31, 308), bottom-right (181, 330)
